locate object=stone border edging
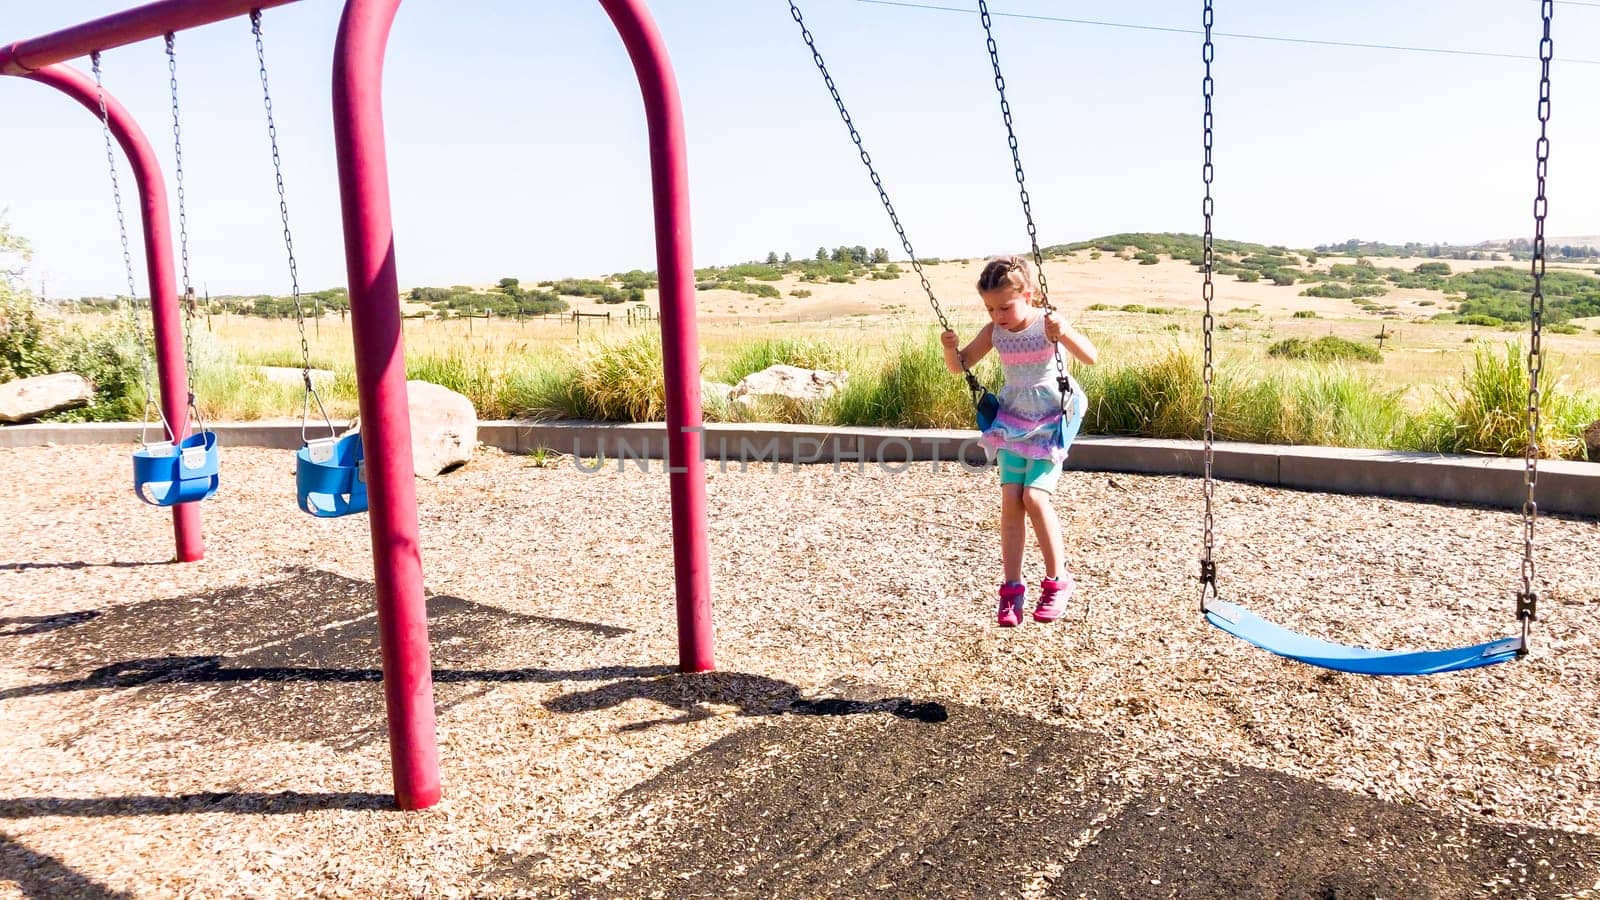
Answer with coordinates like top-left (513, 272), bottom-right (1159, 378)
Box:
top-left (1, 419), bottom-right (1594, 518)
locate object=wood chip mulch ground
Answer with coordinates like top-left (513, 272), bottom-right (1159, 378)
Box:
top-left (1, 444), bottom-right (1597, 898)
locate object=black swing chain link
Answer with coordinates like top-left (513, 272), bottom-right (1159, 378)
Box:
top-left (252, 10), bottom-right (332, 441)
top-left (166, 33), bottom-right (203, 427)
top-left (1200, 0), bottom-right (1217, 610)
top-left (91, 51), bottom-right (168, 445)
top-left (1519, 0), bottom-right (1552, 645)
top-left (977, 1), bottom-right (1071, 413)
top-left (786, 1), bottom-right (986, 398)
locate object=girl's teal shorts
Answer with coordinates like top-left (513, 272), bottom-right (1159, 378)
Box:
top-left (996, 449), bottom-right (1063, 493)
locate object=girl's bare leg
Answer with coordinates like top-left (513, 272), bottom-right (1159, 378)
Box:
top-left (1023, 487), bottom-right (1065, 579)
top-left (1001, 483), bottom-right (1026, 583)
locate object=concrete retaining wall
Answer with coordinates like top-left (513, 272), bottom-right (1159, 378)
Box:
top-left (2, 419), bottom-right (1594, 518)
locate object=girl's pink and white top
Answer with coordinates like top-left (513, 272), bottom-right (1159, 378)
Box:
top-left (978, 314), bottom-right (1086, 463)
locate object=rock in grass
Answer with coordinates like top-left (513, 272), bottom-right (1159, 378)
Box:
top-left (0, 372), bottom-right (94, 423)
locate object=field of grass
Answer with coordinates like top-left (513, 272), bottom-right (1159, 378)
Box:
top-left (14, 247), bottom-right (1600, 460)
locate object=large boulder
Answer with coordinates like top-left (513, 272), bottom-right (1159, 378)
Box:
top-left (728, 365), bottom-right (848, 407)
top-left (1584, 419), bottom-right (1600, 460)
top-left (406, 380), bottom-right (477, 477)
top-left (339, 381), bottom-right (478, 477)
top-left (0, 372), bottom-right (94, 423)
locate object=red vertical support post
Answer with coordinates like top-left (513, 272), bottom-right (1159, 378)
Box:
top-left (331, 0), bottom-right (439, 810)
top-left (24, 63), bottom-right (203, 562)
top-left (599, 0), bottom-right (714, 672)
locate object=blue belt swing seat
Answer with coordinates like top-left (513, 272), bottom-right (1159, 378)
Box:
top-left (1190, 0), bottom-right (1549, 676)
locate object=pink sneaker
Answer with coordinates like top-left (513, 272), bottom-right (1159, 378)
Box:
top-left (997, 583), bottom-right (1026, 627)
top-left (1033, 575), bottom-right (1075, 623)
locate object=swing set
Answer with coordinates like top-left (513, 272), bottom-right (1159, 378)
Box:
top-left (4, 0), bottom-right (715, 811)
top-left (788, 1), bottom-right (1554, 677)
top-left (0, 0), bottom-right (1560, 815)
top-left (89, 13), bottom-right (367, 519)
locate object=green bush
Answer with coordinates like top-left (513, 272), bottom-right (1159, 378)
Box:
top-left (830, 334), bottom-right (1001, 430)
top-left (1405, 342), bottom-right (1597, 459)
top-left (718, 337), bottom-right (847, 384)
top-left (1267, 336), bottom-right (1382, 363)
top-left (1301, 283), bottom-right (1387, 299)
top-left (1291, 310), bottom-right (1317, 319)
top-left (45, 320), bottom-right (145, 421)
top-left (1, 290), bottom-right (55, 380)
top-left (1459, 314), bottom-right (1505, 327)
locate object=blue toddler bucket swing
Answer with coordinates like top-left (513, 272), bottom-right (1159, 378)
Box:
top-left (90, 45), bottom-right (219, 510)
top-left (131, 383), bottom-right (220, 507)
top-left (237, 10), bottom-right (366, 521)
top-left (293, 374), bottom-right (367, 519)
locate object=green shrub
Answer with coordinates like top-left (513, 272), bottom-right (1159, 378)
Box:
top-left (1405, 342), bottom-right (1597, 459)
top-left (1459, 314), bottom-right (1505, 327)
top-left (830, 334), bottom-right (1001, 429)
top-left (1291, 310), bottom-right (1317, 319)
top-left (1301, 283), bottom-right (1387, 299)
top-left (1267, 336), bottom-right (1382, 363)
top-left (45, 320), bottom-right (145, 422)
top-left (0, 290), bottom-right (55, 380)
top-left (516, 333), bottom-right (666, 422)
top-left (718, 337), bottom-right (847, 384)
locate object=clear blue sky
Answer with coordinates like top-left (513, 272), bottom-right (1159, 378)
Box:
top-left (3, 0), bottom-right (1597, 298)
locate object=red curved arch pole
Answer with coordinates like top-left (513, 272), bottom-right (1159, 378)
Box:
top-left (331, 0), bottom-right (713, 808)
top-left (19, 63), bottom-right (203, 563)
top-left (598, 0), bottom-right (714, 674)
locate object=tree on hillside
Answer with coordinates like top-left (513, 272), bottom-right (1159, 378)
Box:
top-left (1, 217), bottom-right (29, 285)
top-left (765, 251), bottom-right (780, 265)
top-left (0, 218), bottom-right (52, 381)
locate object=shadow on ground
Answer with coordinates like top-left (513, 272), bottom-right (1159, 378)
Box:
top-left (478, 699), bottom-right (1600, 899)
top-left (0, 791), bottom-right (392, 819)
top-left (0, 831), bottom-right (132, 900)
top-left (543, 670), bottom-right (948, 730)
top-left (0, 567), bottom-right (643, 747)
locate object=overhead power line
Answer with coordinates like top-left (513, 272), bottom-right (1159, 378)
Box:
top-left (855, 0), bottom-right (1600, 66)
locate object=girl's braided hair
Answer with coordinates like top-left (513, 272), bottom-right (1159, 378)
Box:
top-left (976, 254), bottom-right (1038, 303)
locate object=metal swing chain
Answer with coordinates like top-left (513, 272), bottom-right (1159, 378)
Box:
top-left (1199, 0), bottom-right (1218, 612)
top-left (977, 1), bottom-right (1071, 411)
top-left (1518, 0), bottom-right (1553, 651)
top-left (166, 32), bottom-right (206, 435)
top-left (91, 50), bottom-right (172, 447)
top-left (252, 9), bottom-right (332, 444)
top-left (786, 1), bottom-right (987, 399)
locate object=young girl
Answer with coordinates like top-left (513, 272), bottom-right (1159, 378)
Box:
top-left (940, 255), bottom-right (1098, 627)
